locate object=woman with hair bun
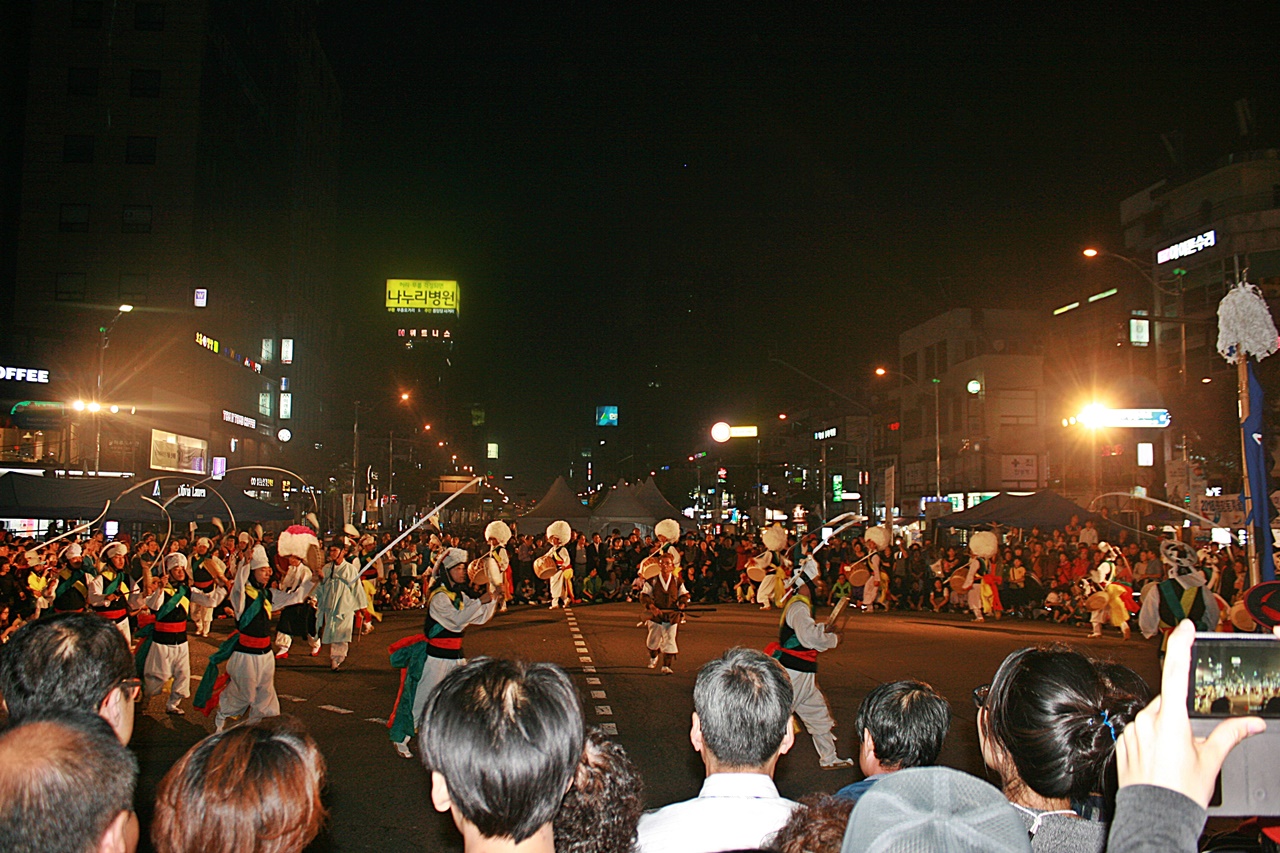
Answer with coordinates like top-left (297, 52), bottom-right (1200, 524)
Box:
top-left (976, 646), bottom-right (1149, 852)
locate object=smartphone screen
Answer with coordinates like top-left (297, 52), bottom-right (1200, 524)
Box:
top-left (1189, 634), bottom-right (1280, 717)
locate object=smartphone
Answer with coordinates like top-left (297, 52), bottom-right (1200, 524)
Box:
top-left (1189, 632), bottom-right (1280, 815)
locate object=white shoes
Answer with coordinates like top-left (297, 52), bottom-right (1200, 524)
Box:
top-left (648, 658), bottom-right (658, 669)
top-left (820, 757), bottom-right (856, 770)
top-left (660, 666), bottom-right (673, 675)
top-left (394, 740), bottom-right (413, 759)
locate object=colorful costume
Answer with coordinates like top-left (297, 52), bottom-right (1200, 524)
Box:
top-left (962, 531), bottom-right (1001, 621)
top-left (315, 551), bottom-right (369, 670)
top-left (88, 542), bottom-right (137, 644)
top-left (749, 524), bottom-right (791, 610)
top-left (641, 567), bottom-right (688, 673)
top-left (1086, 544), bottom-right (1134, 639)
top-left (1139, 539), bottom-right (1219, 653)
top-left (134, 553), bottom-right (226, 714)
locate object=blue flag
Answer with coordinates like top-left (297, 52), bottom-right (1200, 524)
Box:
top-left (1242, 363), bottom-right (1275, 581)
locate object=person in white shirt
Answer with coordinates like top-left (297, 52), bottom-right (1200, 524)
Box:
top-left (635, 646), bottom-right (798, 853)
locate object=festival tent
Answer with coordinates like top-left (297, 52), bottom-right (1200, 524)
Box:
top-left (936, 491), bottom-right (1098, 530)
top-left (589, 480), bottom-right (657, 536)
top-left (171, 486), bottom-right (294, 524)
top-left (518, 476), bottom-right (592, 532)
top-left (0, 472), bottom-right (121, 519)
top-left (634, 477), bottom-right (696, 532)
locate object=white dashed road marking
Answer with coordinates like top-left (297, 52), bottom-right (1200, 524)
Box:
top-left (591, 690), bottom-right (606, 699)
top-left (319, 705), bottom-right (353, 715)
top-left (585, 677), bottom-right (601, 685)
top-left (582, 666), bottom-right (596, 673)
top-left (600, 723), bottom-right (618, 735)
top-left (278, 694), bottom-right (307, 703)
top-left (365, 717), bottom-right (385, 725)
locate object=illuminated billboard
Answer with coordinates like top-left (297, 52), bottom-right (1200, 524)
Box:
top-left (149, 429), bottom-right (208, 474)
top-left (596, 406), bottom-right (619, 427)
top-left (386, 279), bottom-right (459, 315)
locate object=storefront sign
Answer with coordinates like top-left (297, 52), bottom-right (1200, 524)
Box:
top-left (222, 410), bottom-right (257, 429)
top-left (1157, 230), bottom-right (1216, 265)
top-left (813, 427), bottom-right (838, 440)
top-left (149, 429), bottom-right (208, 475)
top-left (0, 366), bottom-right (50, 383)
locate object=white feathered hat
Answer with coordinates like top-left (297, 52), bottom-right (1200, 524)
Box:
top-left (103, 542), bottom-right (128, 560)
top-left (248, 544), bottom-right (271, 572)
top-left (547, 520), bottom-right (572, 545)
top-left (760, 523), bottom-right (787, 552)
top-left (969, 531), bottom-right (999, 560)
top-left (655, 518), bottom-right (681, 544)
top-left (163, 552), bottom-right (188, 572)
top-left (485, 520), bottom-right (513, 545)
top-left (277, 525), bottom-right (320, 559)
top-left (864, 526), bottom-right (890, 552)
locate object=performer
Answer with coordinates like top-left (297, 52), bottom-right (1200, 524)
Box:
top-left (387, 547), bottom-right (500, 758)
top-left (314, 535), bottom-right (369, 670)
top-left (483, 520), bottom-right (514, 613)
top-left (544, 521), bottom-right (574, 609)
top-left (961, 531), bottom-right (1002, 622)
top-left (88, 541), bottom-right (137, 644)
top-left (188, 536), bottom-right (227, 637)
top-left (640, 550), bottom-right (689, 674)
top-left (52, 542), bottom-right (90, 614)
top-left (196, 542), bottom-right (321, 732)
top-left (1139, 538), bottom-right (1220, 656)
top-left (863, 527), bottom-right (890, 612)
top-left (1084, 542), bottom-right (1134, 640)
top-left (747, 523), bottom-right (791, 610)
top-left (273, 526), bottom-right (322, 659)
top-left (766, 555), bottom-right (854, 769)
top-left (134, 552), bottom-right (227, 715)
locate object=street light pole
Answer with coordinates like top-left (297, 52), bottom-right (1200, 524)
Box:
top-left (875, 368), bottom-right (942, 499)
top-left (352, 401), bottom-right (360, 525)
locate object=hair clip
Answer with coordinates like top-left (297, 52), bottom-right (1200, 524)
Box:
top-left (1100, 709), bottom-right (1117, 742)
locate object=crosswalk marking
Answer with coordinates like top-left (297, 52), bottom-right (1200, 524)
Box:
top-left (319, 705), bottom-right (353, 715)
top-left (591, 690), bottom-right (606, 699)
top-left (579, 656), bottom-right (592, 663)
top-left (582, 666), bottom-right (596, 673)
top-left (594, 705), bottom-right (612, 716)
top-left (278, 694), bottom-right (307, 703)
top-left (586, 677), bottom-right (601, 685)
top-left (600, 723), bottom-right (618, 735)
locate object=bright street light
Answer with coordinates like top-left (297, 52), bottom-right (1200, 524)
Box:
top-left (1082, 248), bottom-right (1099, 258)
top-left (118, 304), bottom-right (133, 313)
top-left (711, 422), bottom-right (731, 443)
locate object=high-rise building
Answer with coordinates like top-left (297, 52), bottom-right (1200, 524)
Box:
top-left (1, 1), bottom-right (339, 496)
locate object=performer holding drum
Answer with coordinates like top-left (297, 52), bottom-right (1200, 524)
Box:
top-left (639, 547), bottom-right (689, 674)
top-left (479, 520), bottom-right (513, 612)
top-left (536, 520), bottom-right (574, 608)
top-left (746, 523), bottom-right (791, 610)
top-left (960, 531), bottom-right (1001, 622)
top-left (1083, 542), bottom-right (1134, 640)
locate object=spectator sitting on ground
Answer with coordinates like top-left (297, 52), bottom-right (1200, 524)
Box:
top-left (554, 727), bottom-right (646, 853)
top-left (0, 611), bottom-right (138, 743)
top-left (835, 679), bottom-right (951, 802)
top-left (421, 657), bottom-right (584, 853)
top-left (0, 712), bottom-right (139, 853)
top-left (766, 793), bottom-right (853, 853)
top-left (151, 717), bottom-right (327, 853)
top-left (635, 646), bottom-right (797, 853)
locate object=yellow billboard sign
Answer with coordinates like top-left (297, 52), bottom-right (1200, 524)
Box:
top-left (385, 279), bottom-right (459, 315)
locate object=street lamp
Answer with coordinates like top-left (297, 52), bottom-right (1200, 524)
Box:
top-left (93, 304), bottom-right (133, 474)
top-left (875, 367), bottom-right (942, 499)
top-left (352, 392), bottom-right (412, 525)
top-left (710, 422), bottom-right (761, 519)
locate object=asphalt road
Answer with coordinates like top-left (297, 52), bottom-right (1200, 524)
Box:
top-left (130, 602), bottom-right (1163, 852)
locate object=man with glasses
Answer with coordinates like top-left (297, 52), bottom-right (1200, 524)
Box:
top-left (0, 612), bottom-right (139, 743)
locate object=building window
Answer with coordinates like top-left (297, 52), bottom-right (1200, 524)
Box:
top-left (279, 393), bottom-right (292, 419)
top-left (134, 2), bottom-right (165, 30)
top-left (258, 392), bottom-right (272, 418)
top-left (67, 66), bottom-right (98, 97)
top-left (125, 136), bottom-right (157, 164)
top-left (55, 273), bottom-right (87, 301)
top-left (119, 273), bottom-right (148, 305)
top-left (63, 135), bottom-right (94, 163)
top-left (70, 0), bottom-right (103, 28)
top-left (994, 389), bottom-right (1037, 426)
top-left (122, 205), bottom-right (153, 233)
top-left (59, 204), bottom-right (90, 232)
top-left (901, 352), bottom-right (918, 384)
top-left (129, 69), bottom-right (161, 97)
top-left (261, 338), bottom-right (274, 362)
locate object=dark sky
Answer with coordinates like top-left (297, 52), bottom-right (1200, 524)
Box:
top-left (314, 2), bottom-right (1278, 488)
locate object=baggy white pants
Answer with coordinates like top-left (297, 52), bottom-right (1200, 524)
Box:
top-left (143, 641), bottom-right (190, 711)
top-left (275, 632), bottom-right (321, 654)
top-left (215, 651), bottom-right (280, 730)
top-left (646, 621), bottom-right (679, 654)
top-left (109, 616), bottom-right (132, 647)
top-left (787, 668), bottom-right (840, 764)
top-left (329, 641), bottom-right (350, 667)
top-left (403, 655), bottom-right (466, 745)
top-left (190, 601), bottom-right (214, 636)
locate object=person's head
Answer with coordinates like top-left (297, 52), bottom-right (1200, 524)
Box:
top-left (421, 658), bottom-right (584, 845)
top-left (0, 713), bottom-right (139, 853)
top-left (103, 542), bottom-right (128, 571)
top-left (163, 552), bottom-right (188, 584)
top-left (977, 646), bottom-right (1145, 805)
top-left (856, 680), bottom-right (951, 777)
top-left (0, 613), bottom-right (137, 743)
top-left (152, 718), bottom-right (327, 853)
top-left (553, 728), bottom-right (644, 853)
top-left (768, 793), bottom-right (853, 853)
top-left (692, 647), bottom-right (794, 774)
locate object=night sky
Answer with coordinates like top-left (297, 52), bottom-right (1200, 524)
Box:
top-left (314, 2), bottom-right (1278, 489)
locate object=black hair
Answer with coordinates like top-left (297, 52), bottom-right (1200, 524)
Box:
top-left (693, 647), bottom-right (794, 768)
top-left (982, 646), bottom-right (1146, 803)
top-left (420, 657), bottom-right (584, 843)
top-left (553, 728), bottom-right (644, 853)
top-left (0, 612), bottom-right (133, 721)
top-left (856, 680), bottom-right (951, 770)
top-left (0, 712), bottom-right (138, 853)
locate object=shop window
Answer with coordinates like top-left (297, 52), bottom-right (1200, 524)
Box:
top-left (59, 204), bottom-right (89, 233)
top-left (125, 136), bottom-right (156, 164)
top-left (70, 0), bottom-right (103, 28)
top-left (134, 2), bottom-right (165, 30)
top-left (130, 69), bottom-right (161, 97)
top-left (122, 205), bottom-right (152, 233)
top-left (55, 273), bottom-right (87, 301)
top-left (119, 273), bottom-right (149, 305)
top-left (63, 135), bottom-right (94, 163)
top-left (67, 66), bottom-right (98, 97)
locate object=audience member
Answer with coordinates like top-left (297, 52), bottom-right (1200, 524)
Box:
top-left (151, 717), bottom-right (327, 853)
top-left (835, 679), bottom-right (950, 802)
top-left (554, 727), bottom-right (646, 853)
top-left (766, 793), bottom-right (853, 853)
top-left (636, 646), bottom-right (797, 853)
top-left (420, 657), bottom-right (584, 853)
top-left (0, 712), bottom-right (139, 853)
top-left (0, 611), bottom-right (138, 743)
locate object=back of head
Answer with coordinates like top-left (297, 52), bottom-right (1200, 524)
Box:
top-left (0, 612), bottom-right (132, 722)
top-left (421, 657), bottom-right (584, 843)
top-left (0, 713), bottom-right (138, 853)
top-left (857, 680), bottom-right (951, 770)
top-left (554, 728), bottom-right (645, 853)
top-left (769, 793), bottom-right (854, 853)
top-left (152, 717), bottom-right (327, 853)
top-left (982, 647), bottom-right (1145, 803)
top-left (693, 647), bottom-right (794, 769)
top-left (842, 767), bottom-right (1030, 853)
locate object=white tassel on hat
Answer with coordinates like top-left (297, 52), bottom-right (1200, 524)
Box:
top-left (655, 518), bottom-right (680, 543)
top-left (484, 520), bottom-right (512, 545)
top-left (1217, 281), bottom-right (1279, 362)
top-left (547, 520), bottom-right (571, 545)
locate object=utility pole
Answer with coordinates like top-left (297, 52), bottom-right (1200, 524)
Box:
top-left (352, 401), bottom-right (360, 525)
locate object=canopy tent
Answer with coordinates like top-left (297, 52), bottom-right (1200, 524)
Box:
top-left (936, 491), bottom-right (1099, 530)
top-left (518, 476), bottom-right (592, 533)
top-left (0, 473), bottom-right (121, 520)
top-left (589, 480), bottom-right (657, 536)
top-left (171, 486), bottom-right (294, 524)
top-left (633, 477), bottom-right (696, 533)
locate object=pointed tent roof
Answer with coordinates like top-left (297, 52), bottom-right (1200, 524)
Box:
top-left (591, 480), bottom-right (655, 530)
top-left (937, 491), bottom-right (1099, 530)
top-left (519, 477), bottom-right (592, 528)
top-left (634, 477), bottom-right (696, 532)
